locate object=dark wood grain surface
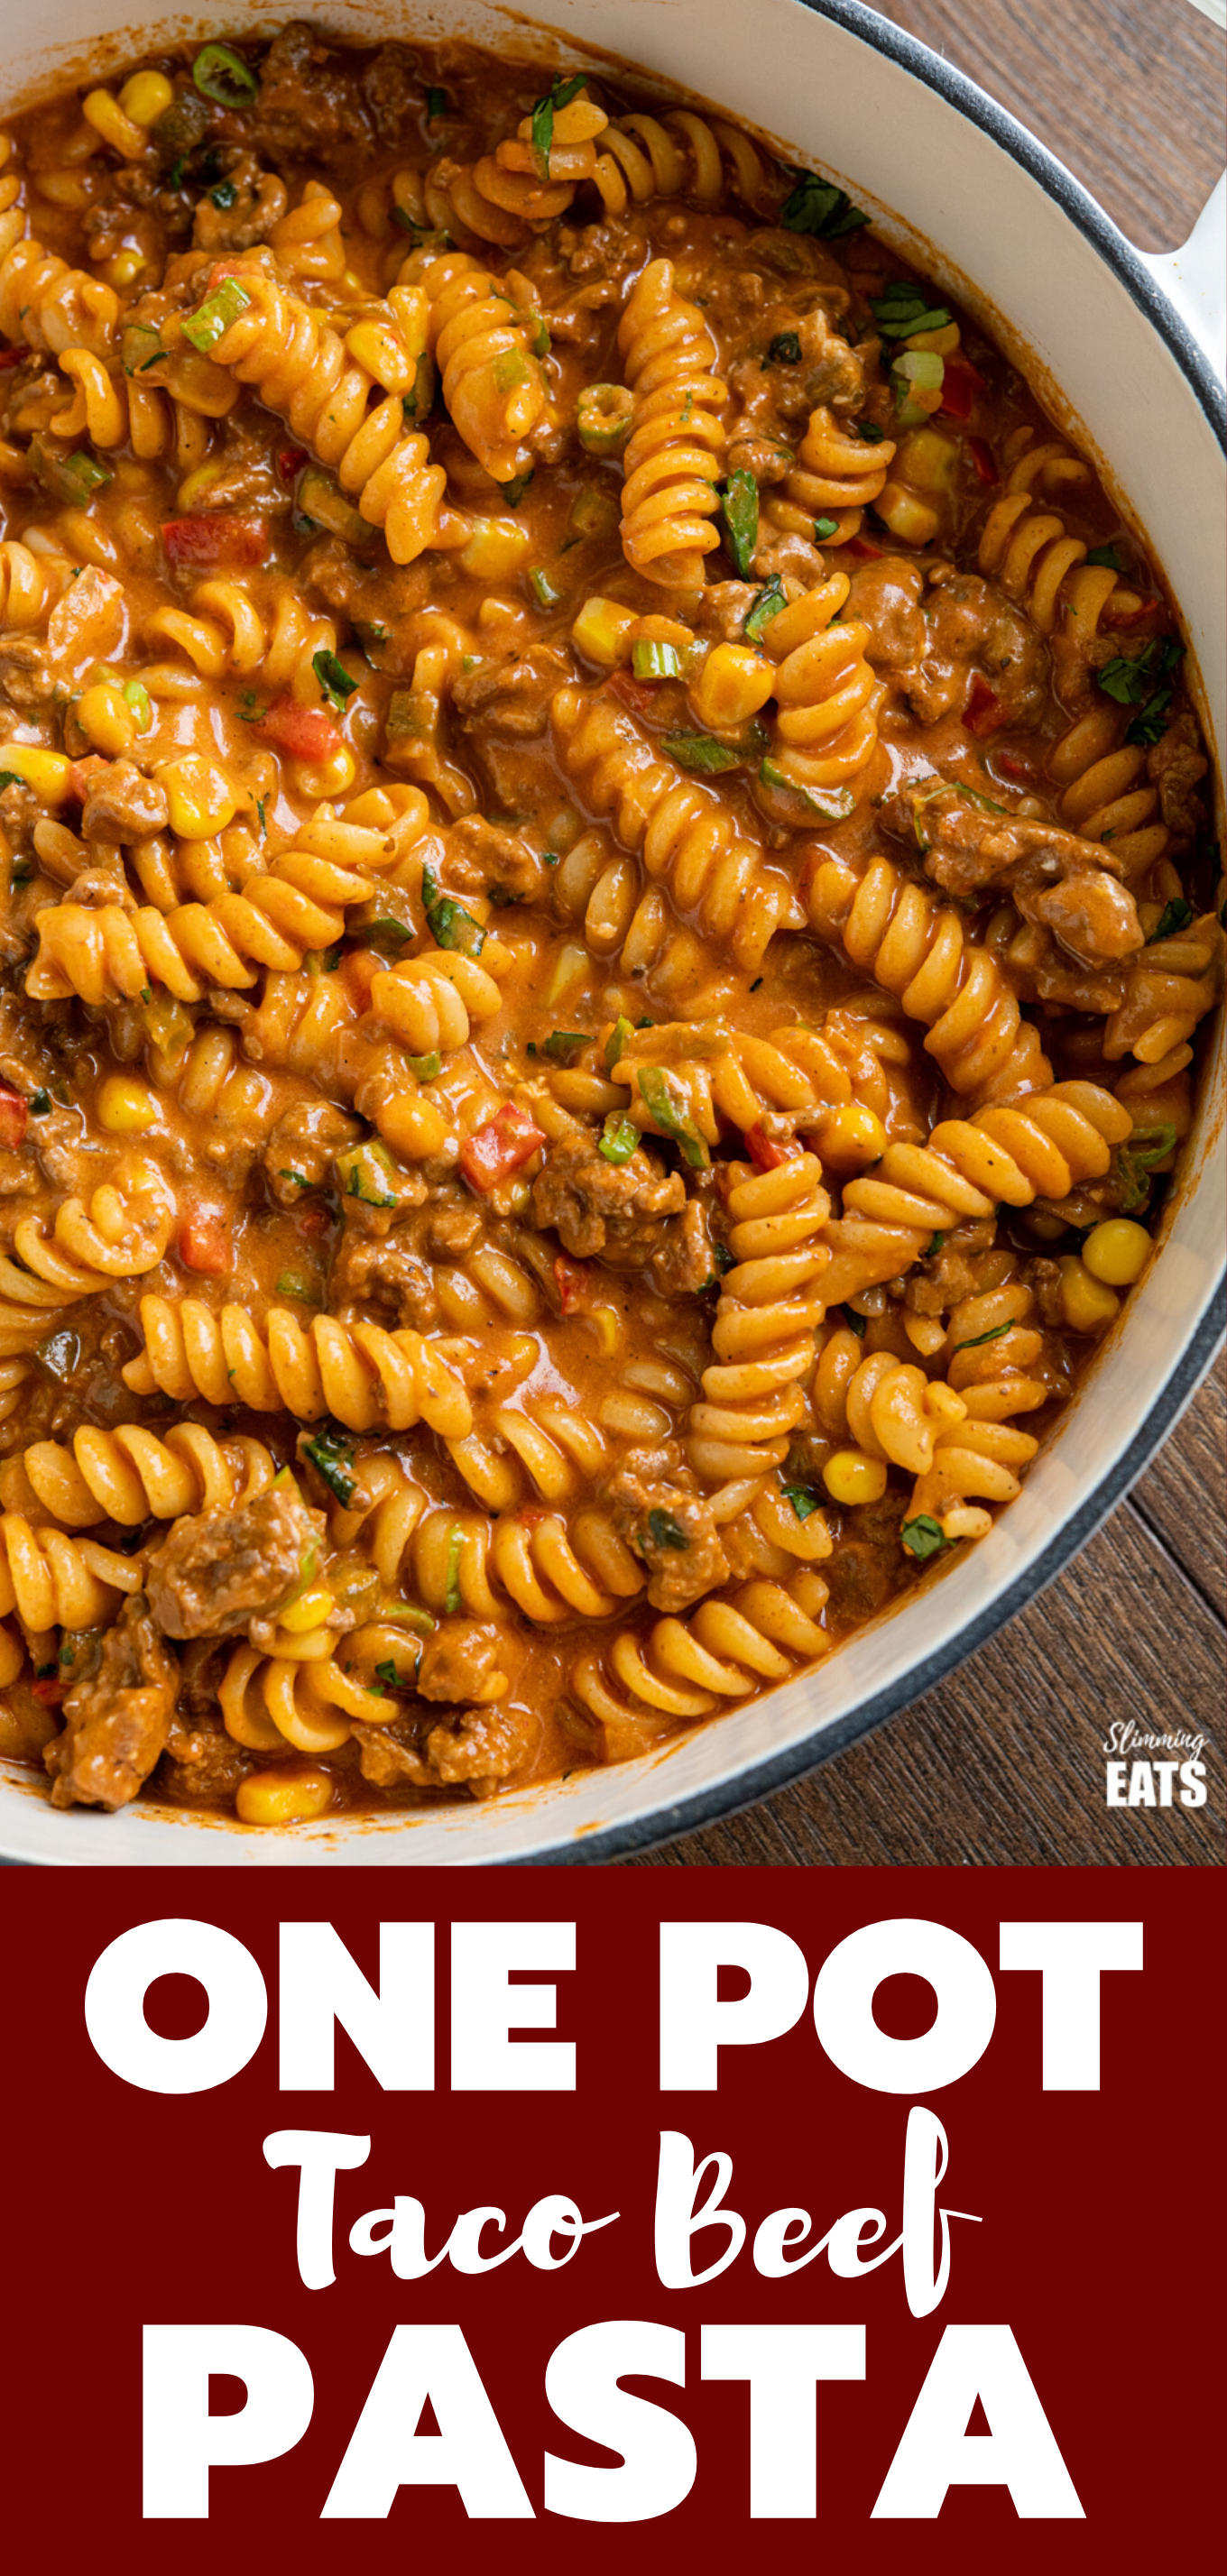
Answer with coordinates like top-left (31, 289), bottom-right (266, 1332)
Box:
top-left (632, 0), bottom-right (1226, 1871)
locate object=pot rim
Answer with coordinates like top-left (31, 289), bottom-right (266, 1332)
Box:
top-left (0, 0), bottom-right (1222, 1866)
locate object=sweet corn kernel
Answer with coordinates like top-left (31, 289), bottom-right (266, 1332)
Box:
top-left (106, 249), bottom-right (145, 289)
top-left (590, 1304), bottom-right (621, 1357)
top-left (907, 322), bottom-right (961, 354)
top-left (874, 482), bottom-right (941, 546)
top-left (0, 743), bottom-right (72, 802)
top-left (816, 1101), bottom-right (888, 1172)
top-left (159, 754), bottom-right (237, 839)
top-left (824, 1449), bottom-right (889, 1505)
top-left (293, 746), bottom-right (357, 799)
top-left (279, 1586), bottom-right (336, 1633)
top-left (82, 87), bottom-right (148, 160)
top-left (119, 69), bottom-right (174, 126)
top-left (235, 1765), bottom-right (335, 1826)
top-left (97, 1072), bottom-right (157, 1132)
top-left (899, 427), bottom-right (959, 491)
top-left (1082, 1218), bottom-right (1150, 1287)
top-left (459, 516), bottom-right (532, 580)
top-left (77, 680), bottom-right (136, 757)
top-left (689, 641), bottom-right (775, 728)
top-left (1058, 1254), bottom-right (1121, 1333)
top-left (570, 593), bottom-right (639, 669)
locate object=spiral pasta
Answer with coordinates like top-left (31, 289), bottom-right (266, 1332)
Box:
top-left (447, 1394), bottom-right (611, 1513)
top-left (688, 1154), bottom-right (830, 1484)
top-left (819, 1081), bottom-right (1131, 1303)
top-left (26, 813), bottom-right (396, 1004)
top-left (0, 1515), bottom-right (143, 1633)
top-left (183, 268), bottom-right (449, 565)
top-left (405, 247), bottom-right (552, 487)
top-left (757, 572), bottom-right (881, 795)
top-left (368, 949), bottom-right (506, 1056)
top-left (762, 405), bottom-right (896, 549)
top-left (0, 1155), bottom-right (176, 1352)
top-left (123, 1299), bottom-right (474, 1436)
top-left (0, 1423), bottom-right (277, 1532)
top-left (0, 197), bottom-right (119, 354)
top-left (552, 684), bottom-right (797, 970)
top-left (617, 256), bottom-right (728, 589)
top-left (220, 1630), bottom-right (396, 1756)
top-left (805, 848), bottom-right (1048, 1095)
top-left (0, 536), bottom-right (72, 627)
top-left (144, 582), bottom-right (337, 691)
top-left (335, 1453), bottom-right (646, 1624)
top-left (572, 1573), bottom-right (832, 1745)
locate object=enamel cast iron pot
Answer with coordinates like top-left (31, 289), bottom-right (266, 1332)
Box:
top-left (0, 0), bottom-right (1222, 1864)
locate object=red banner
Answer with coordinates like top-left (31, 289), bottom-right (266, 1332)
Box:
top-left (3, 1865), bottom-right (1219, 2569)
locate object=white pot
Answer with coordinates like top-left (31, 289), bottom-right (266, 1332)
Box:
top-left (1, 0), bottom-right (1222, 1865)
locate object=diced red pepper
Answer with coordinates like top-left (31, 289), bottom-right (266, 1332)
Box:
top-left (0, 1085), bottom-right (28, 1149)
top-left (299, 1205), bottom-right (328, 1240)
top-left (553, 1253), bottom-right (589, 1313)
top-left (937, 355), bottom-right (983, 421)
top-left (605, 671), bottom-right (657, 717)
top-left (277, 445), bottom-right (308, 483)
top-left (745, 1124), bottom-right (797, 1172)
top-left (964, 674), bottom-right (1009, 739)
top-left (32, 1676), bottom-right (65, 1706)
top-left (966, 437), bottom-right (997, 486)
top-left (254, 699), bottom-right (342, 759)
top-left (0, 345), bottom-right (21, 370)
top-left (178, 1209), bottom-right (230, 1275)
top-left (845, 534), bottom-right (884, 560)
top-left (993, 750), bottom-right (1037, 783)
top-left (339, 946), bottom-right (382, 1012)
top-left (66, 755), bottom-right (111, 805)
top-left (1102, 593), bottom-right (1162, 627)
top-left (459, 1103), bottom-right (547, 1196)
top-left (161, 514), bottom-right (269, 566)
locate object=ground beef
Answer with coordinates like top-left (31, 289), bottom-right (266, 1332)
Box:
top-left (650, 1200), bottom-right (719, 1299)
top-left (902, 1219), bottom-right (998, 1316)
top-left (895, 786), bottom-right (1144, 967)
top-left (450, 648), bottom-right (573, 739)
top-left (446, 814), bottom-right (548, 902)
top-left (1022, 1256), bottom-right (1066, 1329)
top-left (263, 1099), bottom-right (360, 1206)
top-left (360, 41), bottom-right (423, 144)
top-left (416, 1620), bottom-right (506, 1705)
top-left (144, 1485), bottom-right (326, 1640)
top-left (531, 1128), bottom-right (686, 1267)
top-left (354, 1697), bottom-right (534, 1796)
top-left (156, 1716), bottom-right (253, 1808)
top-left (45, 1598), bottom-right (179, 1811)
top-left (846, 557), bottom-right (927, 667)
top-left (900, 568), bottom-right (1051, 728)
top-left (1148, 713), bottom-right (1207, 840)
top-left (603, 1469), bottom-right (731, 1613)
top-left (253, 21), bottom-right (355, 161)
top-left (81, 759), bottom-right (170, 843)
top-left (329, 1224), bottom-right (435, 1330)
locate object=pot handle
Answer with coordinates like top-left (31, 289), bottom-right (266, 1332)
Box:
top-left (1138, 173), bottom-right (1226, 385)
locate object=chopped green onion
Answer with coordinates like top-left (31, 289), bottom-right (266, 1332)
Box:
top-left (543, 1030), bottom-right (587, 1062)
top-left (759, 758), bottom-right (855, 822)
top-left (274, 1270), bottom-right (322, 1306)
top-left (302, 1421), bottom-right (356, 1507)
top-left (529, 566), bottom-right (563, 611)
top-left (54, 450), bottom-right (113, 505)
top-left (870, 281), bottom-right (953, 339)
top-left (743, 576), bottom-right (787, 643)
top-left (406, 1050), bottom-right (443, 1081)
top-left (568, 484), bottom-right (620, 539)
top-left (780, 170), bottom-right (869, 239)
top-left (443, 1523), bottom-right (465, 1614)
top-left (814, 515), bottom-right (839, 540)
top-left (720, 467), bottom-right (759, 575)
top-left (901, 1513), bottom-right (952, 1560)
top-left (501, 469), bottom-right (534, 505)
top-left (646, 1506), bottom-right (689, 1551)
top-left (343, 1139), bottom-right (398, 1209)
top-left (312, 647), bottom-right (357, 711)
top-left (604, 1013), bottom-right (632, 1072)
top-left (181, 275), bottom-right (251, 354)
top-left (123, 677), bottom-right (152, 732)
top-left (894, 348), bottom-right (945, 391)
top-left (661, 731), bottom-right (742, 774)
top-left (577, 382), bottom-right (633, 456)
top-left (421, 864), bottom-right (486, 958)
top-left (192, 42), bottom-right (258, 106)
top-left (598, 1112), bottom-right (640, 1165)
top-left (1149, 897), bottom-right (1194, 943)
top-left (1115, 1124), bottom-right (1177, 1213)
top-left (636, 1066), bottom-right (709, 1169)
top-left (426, 86), bottom-right (449, 120)
top-left (927, 1231), bottom-right (946, 1257)
top-left (530, 72), bottom-right (586, 175)
top-left (632, 639), bottom-right (681, 680)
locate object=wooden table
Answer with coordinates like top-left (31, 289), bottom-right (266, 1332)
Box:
top-left (634, 0), bottom-right (1226, 1870)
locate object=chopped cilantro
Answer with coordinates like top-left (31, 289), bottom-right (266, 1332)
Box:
top-left (720, 467), bottom-right (759, 575)
top-left (765, 330), bottom-right (802, 365)
top-left (781, 1482), bottom-right (821, 1522)
top-left (955, 1320), bottom-right (1011, 1351)
top-left (1085, 543), bottom-right (1124, 570)
top-left (312, 647), bottom-right (357, 711)
top-left (744, 575), bottom-right (787, 642)
top-left (443, 1523), bottom-right (465, 1614)
top-left (843, 1305), bottom-right (867, 1337)
top-left (646, 1506), bottom-right (689, 1551)
top-left (814, 514), bottom-right (839, 539)
top-left (856, 419), bottom-right (886, 444)
top-left (421, 864), bottom-right (486, 958)
top-left (661, 731), bottom-right (742, 774)
top-left (302, 1421), bottom-right (356, 1507)
top-left (901, 1514), bottom-right (952, 1560)
top-left (1097, 636), bottom-right (1184, 746)
top-left (1149, 897), bottom-right (1193, 943)
top-left (636, 1066), bottom-right (709, 1168)
top-left (780, 170), bottom-right (870, 239)
top-left (869, 280), bottom-right (953, 339)
top-left (530, 72), bottom-right (586, 175)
